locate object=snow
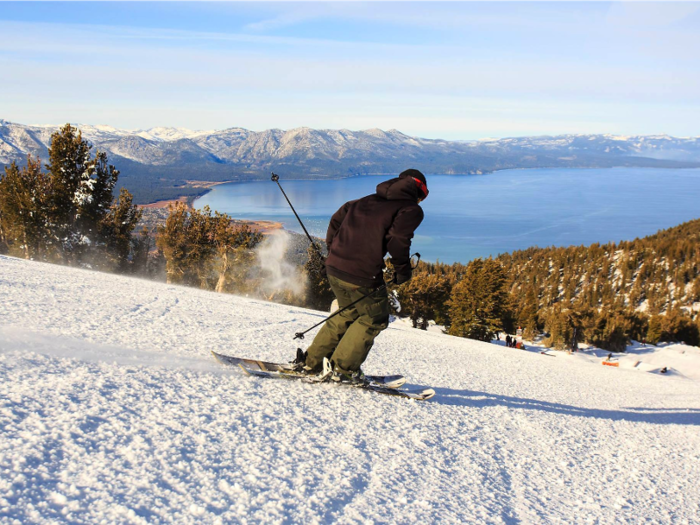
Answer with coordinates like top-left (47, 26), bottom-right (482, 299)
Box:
top-left (493, 336), bottom-right (700, 382)
top-left (1, 255), bottom-right (700, 524)
top-left (134, 127), bottom-right (212, 142)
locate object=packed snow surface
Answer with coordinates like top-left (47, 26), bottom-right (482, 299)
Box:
top-left (1, 255), bottom-right (700, 524)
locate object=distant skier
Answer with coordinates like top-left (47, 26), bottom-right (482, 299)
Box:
top-left (294, 169), bottom-right (428, 383)
top-left (570, 327), bottom-right (578, 353)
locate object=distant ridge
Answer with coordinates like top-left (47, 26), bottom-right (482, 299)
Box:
top-left (2, 119), bottom-right (699, 203)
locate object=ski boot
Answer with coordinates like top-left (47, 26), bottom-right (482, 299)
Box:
top-left (288, 348), bottom-right (307, 371)
top-left (288, 348), bottom-right (323, 376)
top-left (330, 360), bottom-right (369, 386)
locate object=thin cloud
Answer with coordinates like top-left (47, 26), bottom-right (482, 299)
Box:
top-left (0, 4), bottom-right (698, 139)
top-left (606, 2), bottom-right (700, 28)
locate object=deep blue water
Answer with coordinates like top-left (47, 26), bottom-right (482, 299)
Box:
top-left (194, 168), bottom-right (700, 264)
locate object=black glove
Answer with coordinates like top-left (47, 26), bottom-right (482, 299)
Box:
top-left (394, 272), bottom-right (411, 285)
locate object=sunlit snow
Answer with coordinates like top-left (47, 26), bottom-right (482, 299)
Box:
top-left (1, 255), bottom-right (699, 523)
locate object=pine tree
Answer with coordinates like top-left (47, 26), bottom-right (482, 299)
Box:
top-left (0, 127), bottom-right (141, 269)
top-left (156, 203), bottom-right (194, 285)
top-left (0, 156), bottom-right (53, 259)
top-left (448, 258), bottom-right (508, 342)
top-left (130, 226), bottom-right (152, 276)
top-left (156, 204), bottom-right (229, 288)
top-left (659, 308), bottom-right (700, 346)
top-left (99, 188), bottom-right (142, 272)
top-left (542, 304), bottom-right (573, 349)
top-left (45, 124), bottom-right (117, 262)
top-left (397, 271), bottom-right (451, 330)
top-left (582, 309), bottom-right (629, 352)
top-left (515, 286), bottom-right (540, 340)
top-left (646, 315), bottom-right (663, 345)
top-left (211, 214), bottom-right (262, 293)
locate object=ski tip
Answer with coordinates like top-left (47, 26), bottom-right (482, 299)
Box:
top-left (419, 389), bottom-right (436, 400)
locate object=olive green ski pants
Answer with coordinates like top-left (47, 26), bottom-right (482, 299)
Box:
top-left (305, 275), bottom-right (390, 373)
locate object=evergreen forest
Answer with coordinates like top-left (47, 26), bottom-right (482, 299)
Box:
top-left (396, 220), bottom-right (700, 350)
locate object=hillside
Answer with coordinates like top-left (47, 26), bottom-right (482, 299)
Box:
top-left (2, 120), bottom-right (700, 203)
top-left (501, 216), bottom-right (700, 308)
top-left (488, 216), bottom-right (700, 351)
top-left (1, 255), bottom-right (700, 523)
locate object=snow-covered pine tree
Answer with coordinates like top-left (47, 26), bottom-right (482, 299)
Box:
top-left (45, 124), bottom-right (120, 265)
top-left (0, 127), bottom-right (142, 269)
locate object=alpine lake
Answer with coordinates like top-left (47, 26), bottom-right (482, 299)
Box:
top-left (194, 167), bottom-right (700, 264)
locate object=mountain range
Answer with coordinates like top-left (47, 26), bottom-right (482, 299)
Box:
top-left (2, 119), bottom-right (699, 203)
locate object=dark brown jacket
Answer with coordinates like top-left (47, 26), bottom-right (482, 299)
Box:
top-left (325, 175), bottom-right (424, 288)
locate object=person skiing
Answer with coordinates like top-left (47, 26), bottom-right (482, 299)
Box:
top-left (294, 169), bottom-right (428, 383)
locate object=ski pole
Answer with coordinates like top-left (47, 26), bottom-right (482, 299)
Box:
top-left (271, 172), bottom-right (323, 257)
top-left (294, 284), bottom-right (386, 340)
top-left (293, 253), bottom-right (421, 340)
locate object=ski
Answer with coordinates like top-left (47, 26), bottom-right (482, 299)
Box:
top-left (236, 363), bottom-right (436, 401)
top-left (211, 351), bottom-right (406, 389)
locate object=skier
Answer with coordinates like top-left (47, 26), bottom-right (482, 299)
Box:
top-left (294, 169), bottom-right (428, 383)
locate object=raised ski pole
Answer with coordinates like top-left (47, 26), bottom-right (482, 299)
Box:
top-left (271, 172), bottom-right (323, 257)
top-left (293, 253), bottom-right (421, 340)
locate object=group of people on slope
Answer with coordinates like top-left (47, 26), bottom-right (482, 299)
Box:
top-left (504, 334), bottom-right (523, 349)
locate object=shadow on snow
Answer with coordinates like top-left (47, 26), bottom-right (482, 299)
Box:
top-left (428, 386), bottom-right (700, 426)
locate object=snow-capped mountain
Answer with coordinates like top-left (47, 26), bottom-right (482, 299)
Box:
top-left (2, 119), bottom-right (699, 173)
top-left (474, 133), bottom-right (700, 162)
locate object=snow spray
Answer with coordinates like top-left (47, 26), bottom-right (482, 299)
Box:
top-left (256, 230), bottom-right (306, 299)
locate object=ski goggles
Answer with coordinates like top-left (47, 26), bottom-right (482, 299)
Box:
top-left (413, 178), bottom-right (429, 199)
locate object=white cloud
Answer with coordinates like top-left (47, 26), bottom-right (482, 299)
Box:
top-left (0, 10), bottom-right (698, 139)
top-left (606, 2), bottom-right (700, 28)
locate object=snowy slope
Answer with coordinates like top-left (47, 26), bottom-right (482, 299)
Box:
top-left (1, 255), bottom-right (700, 524)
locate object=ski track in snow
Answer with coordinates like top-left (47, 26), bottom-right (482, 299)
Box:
top-left (1, 254), bottom-right (700, 524)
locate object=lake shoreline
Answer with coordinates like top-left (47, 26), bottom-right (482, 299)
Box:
top-left (137, 181), bottom-right (285, 235)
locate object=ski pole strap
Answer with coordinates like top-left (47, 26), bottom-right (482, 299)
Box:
top-left (271, 172), bottom-right (323, 257)
top-left (294, 284), bottom-right (387, 340)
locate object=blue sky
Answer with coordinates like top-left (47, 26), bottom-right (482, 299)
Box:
top-left (1, 2), bottom-right (699, 140)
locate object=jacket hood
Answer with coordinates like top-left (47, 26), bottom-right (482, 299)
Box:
top-left (376, 176), bottom-right (420, 202)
